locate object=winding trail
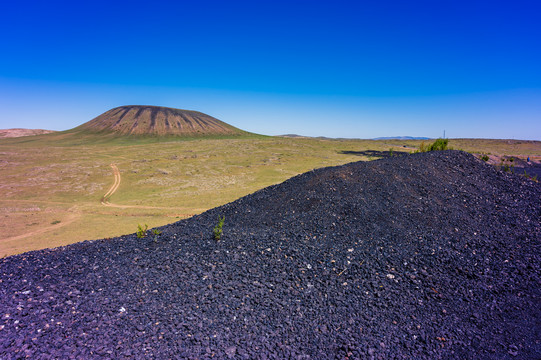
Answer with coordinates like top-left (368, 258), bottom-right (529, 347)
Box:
top-left (101, 164), bottom-right (121, 206)
top-left (99, 163), bottom-right (204, 214)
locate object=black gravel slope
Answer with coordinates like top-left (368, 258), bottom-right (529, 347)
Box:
top-left (1, 151), bottom-right (540, 359)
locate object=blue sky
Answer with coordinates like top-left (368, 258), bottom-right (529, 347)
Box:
top-left (1, 0), bottom-right (540, 139)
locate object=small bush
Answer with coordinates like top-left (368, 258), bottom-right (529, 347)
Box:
top-left (427, 138), bottom-right (449, 151)
top-left (415, 138), bottom-right (448, 153)
top-left (152, 229), bottom-right (162, 242)
top-left (136, 224), bottom-right (148, 238)
top-left (481, 155), bottom-right (489, 162)
top-left (213, 216), bottom-right (225, 241)
top-left (499, 157), bottom-right (515, 173)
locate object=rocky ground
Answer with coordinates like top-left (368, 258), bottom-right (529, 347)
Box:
top-left (1, 151), bottom-right (539, 359)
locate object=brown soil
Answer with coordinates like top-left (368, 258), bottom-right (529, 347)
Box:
top-left (0, 206), bottom-right (80, 243)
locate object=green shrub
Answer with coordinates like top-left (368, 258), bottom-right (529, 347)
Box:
top-left (136, 224), bottom-right (148, 238)
top-left (415, 138), bottom-right (448, 153)
top-left (481, 155), bottom-right (489, 162)
top-left (152, 229), bottom-right (162, 242)
top-left (427, 138), bottom-right (448, 151)
top-left (213, 216), bottom-right (225, 241)
top-left (500, 157), bottom-right (515, 173)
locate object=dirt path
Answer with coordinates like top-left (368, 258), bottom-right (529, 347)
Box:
top-left (100, 164), bottom-right (205, 213)
top-left (101, 164), bottom-right (121, 206)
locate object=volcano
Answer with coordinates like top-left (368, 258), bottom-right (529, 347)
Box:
top-left (76, 105), bottom-right (248, 137)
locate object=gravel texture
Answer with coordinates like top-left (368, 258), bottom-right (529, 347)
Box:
top-left (1, 150), bottom-right (540, 359)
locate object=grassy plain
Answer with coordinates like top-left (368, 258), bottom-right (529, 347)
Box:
top-left (1, 133), bottom-right (540, 257)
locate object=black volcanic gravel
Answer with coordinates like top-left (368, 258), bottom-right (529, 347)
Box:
top-left (1, 151), bottom-right (540, 359)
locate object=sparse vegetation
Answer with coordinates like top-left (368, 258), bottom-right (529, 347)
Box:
top-left (500, 157), bottom-right (515, 173)
top-left (481, 155), bottom-right (489, 162)
top-left (416, 138), bottom-right (449, 153)
top-left (51, 220), bottom-right (61, 225)
top-left (389, 148), bottom-right (393, 157)
top-left (213, 216), bottom-right (225, 240)
top-left (152, 229), bottom-right (162, 242)
top-left (136, 224), bottom-right (148, 238)
top-left (522, 170), bottom-right (538, 182)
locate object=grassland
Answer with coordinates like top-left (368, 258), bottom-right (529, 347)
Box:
top-left (1, 134), bottom-right (540, 257)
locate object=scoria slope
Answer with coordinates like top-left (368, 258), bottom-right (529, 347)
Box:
top-left (77, 105), bottom-right (248, 136)
top-left (1, 151), bottom-right (540, 359)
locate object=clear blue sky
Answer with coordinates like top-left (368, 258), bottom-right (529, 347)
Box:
top-left (1, 0), bottom-right (540, 139)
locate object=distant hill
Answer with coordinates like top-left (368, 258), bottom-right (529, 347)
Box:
top-left (74, 105), bottom-right (250, 137)
top-left (279, 135), bottom-right (433, 141)
top-left (278, 134), bottom-right (310, 138)
top-left (373, 136), bottom-right (431, 140)
top-left (0, 128), bottom-right (56, 138)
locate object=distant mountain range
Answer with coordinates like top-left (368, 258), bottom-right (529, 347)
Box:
top-left (278, 134), bottom-right (310, 138)
top-left (279, 134), bottom-right (432, 140)
top-left (372, 136), bottom-right (431, 140)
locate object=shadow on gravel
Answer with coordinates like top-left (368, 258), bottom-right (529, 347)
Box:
top-left (339, 150), bottom-right (410, 158)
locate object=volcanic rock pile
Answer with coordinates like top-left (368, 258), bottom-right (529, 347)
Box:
top-left (1, 151), bottom-right (540, 359)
